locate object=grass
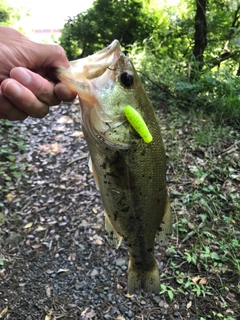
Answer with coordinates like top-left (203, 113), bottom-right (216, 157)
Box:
top-left (158, 105), bottom-right (240, 319)
top-left (0, 120), bottom-right (29, 225)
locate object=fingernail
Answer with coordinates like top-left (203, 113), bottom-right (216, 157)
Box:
top-left (3, 81), bottom-right (22, 98)
top-left (11, 68), bottom-right (31, 85)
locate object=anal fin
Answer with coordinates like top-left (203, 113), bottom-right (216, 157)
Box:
top-left (104, 212), bottom-right (122, 248)
top-left (88, 157), bottom-right (100, 190)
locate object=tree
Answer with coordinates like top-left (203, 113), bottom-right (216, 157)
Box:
top-left (60, 0), bottom-right (160, 59)
top-left (0, 0), bottom-right (11, 25)
top-left (0, 0), bottom-right (27, 29)
top-left (190, 0), bottom-right (207, 79)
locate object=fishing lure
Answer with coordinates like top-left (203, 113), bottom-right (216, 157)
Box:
top-left (124, 105), bottom-right (153, 143)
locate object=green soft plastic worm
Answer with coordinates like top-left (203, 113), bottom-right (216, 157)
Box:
top-left (124, 105), bottom-right (153, 143)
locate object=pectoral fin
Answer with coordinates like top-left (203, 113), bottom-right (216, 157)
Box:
top-left (104, 212), bottom-right (122, 248)
top-left (156, 194), bottom-right (172, 245)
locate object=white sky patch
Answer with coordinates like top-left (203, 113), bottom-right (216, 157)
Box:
top-left (7, 0), bottom-right (94, 29)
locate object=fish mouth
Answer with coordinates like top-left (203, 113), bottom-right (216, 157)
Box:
top-left (69, 40), bottom-right (121, 80)
top-left (56, 40), bottom-right (122, 90)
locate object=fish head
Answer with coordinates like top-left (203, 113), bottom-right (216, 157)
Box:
top-left (57, 40), bottom-right (145, 149)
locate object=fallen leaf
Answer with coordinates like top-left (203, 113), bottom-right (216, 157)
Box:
top-left (23, 222), bottom-right (33, 229)
top-left (0, 306), bottom-right (8, 318)
top-left (56, 115), bottom-right (73, 123)
top-left (72, 130), bottom-right (84, 137)
top-left (6, 193), bottom-right (13, 202)
top-left (192, 276), bottom-right (207, 284)
top-left (39, 143), bottom-right (63, 155)
top-left (86, 311), bottom-right (96, 318)
top-left (31, 244), bottom-right (42, 249)
top-left (92, 235), bottom-right (103, 245)
top-left (45, 309), bottom-right (52, 320)
top-left (37, 225), bottom-right (46, 231)
top-left (57, 268), bottom-right (70, 274)
top-left (45, 284), bottom-right (51, 298)
top-left (19, 283), bottom-right (26, 287)
top-left (68, 253), bottom-right (76, 261)
top-left (54, 125), bottom-right (65, 131)
top-left (81, 308), bottom-right (89, 316)
top-left (45, 269), bottom-right (54, 274)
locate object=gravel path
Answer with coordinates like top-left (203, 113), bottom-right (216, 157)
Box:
top-left (0, 102), bottom-right (184, 320)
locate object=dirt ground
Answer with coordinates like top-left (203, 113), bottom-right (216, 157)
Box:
top-left (0, 101), bottom-right (239, 320)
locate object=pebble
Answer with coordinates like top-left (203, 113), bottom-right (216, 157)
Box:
top-left (120, 305), bottom-right (128, 313)
top-left (189, 293), bottom-right (194, 300)
top-left (180, 302), bottom-right (186, 310)
top-left (165, 250), bottom-right (173, 257)
top-left (153, 295), bottom-right (161, 303)
top-left (115, 258), bottom-right (126, 267)
top-left (90, 269), bottom-right (99, 277)
top-left (75, 281), bottom-right (87, 290)
top-left (121, 265), bottom-right (127, 271)
top-left (127, 310), bottom-right (133, 317)
top-left (159, 300), bottom-right (165, 308)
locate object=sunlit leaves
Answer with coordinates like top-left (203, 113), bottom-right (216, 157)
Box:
top-left (60, 0), bottom-right (161, 59)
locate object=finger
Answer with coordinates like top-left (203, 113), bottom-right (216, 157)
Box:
top-left (0, 90), bottom-right (28, 120)
top-left (1, 80), bottom-right (49, 118)
top-left (54, 82), bottom-right (77, 102)
top-left (0, 111), bottom-right (7, 119)
top-left (29, 43), bottom-right (70, 70)
top-left (10, 67), bottom-right (61, 106)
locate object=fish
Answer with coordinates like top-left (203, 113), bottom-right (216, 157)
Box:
top-left (56, 40), bottom-right (172, 294)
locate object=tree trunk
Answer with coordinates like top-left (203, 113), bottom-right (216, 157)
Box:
top-left (190, 0), bottom-right (207, 80)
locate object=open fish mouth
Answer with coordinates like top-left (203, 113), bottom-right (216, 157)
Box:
top-left (56, 40), bottom-right (123, 101)
top-left (68, 40), bottom-right (121, 80)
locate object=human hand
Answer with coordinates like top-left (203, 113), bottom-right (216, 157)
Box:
top-left (0, 26), bottom-right (76, 121)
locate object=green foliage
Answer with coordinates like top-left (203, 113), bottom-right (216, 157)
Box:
top-left (60, 0), bottom-right (161, 59)
top-left (0, 0), bottom-right (11, 25)
top-left (59, 0), bottom-right (240, 122)
top-left (160, 106), bottom-right (240, 318)
top-left (160, 284), bottom-right (175, 301)
top-left (0, 0), bottom-right (30, 29)
top-left (169, 111), bottom-right (240, 276)
top-left (129, 42), bottom-right (240, 123)
top-left (0, 120), bottom-right (29, 204)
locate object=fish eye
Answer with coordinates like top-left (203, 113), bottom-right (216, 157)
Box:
top-left (119, 72), bottom-right (134, 88)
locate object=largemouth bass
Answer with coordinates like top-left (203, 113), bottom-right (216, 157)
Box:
top-left (56, 40), bottom-right (171, 294)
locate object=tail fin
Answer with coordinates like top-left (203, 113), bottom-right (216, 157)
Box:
top-left (127, 257), bottom-right (160, 294)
